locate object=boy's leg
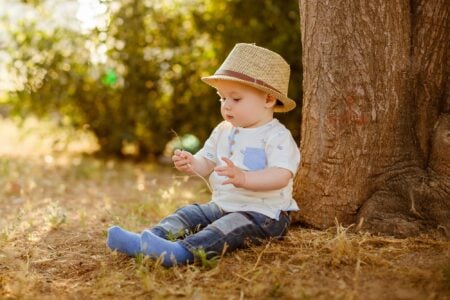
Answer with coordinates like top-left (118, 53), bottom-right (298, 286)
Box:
top-left (139, 203), bottom-right (224, 266)
top-left (140, 230), bottom-right (194, 267)
top-left (106, 226), bottom-right (141, 256)
top-left (179, 211), bottom-right (291, 259)
top-left (106, 203), bottom-right (223, 258)
top-left (150, 202), bottom-right (224, 240)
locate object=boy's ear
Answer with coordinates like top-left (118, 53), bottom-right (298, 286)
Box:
top-left (265, 94), bottom-right (277, 108)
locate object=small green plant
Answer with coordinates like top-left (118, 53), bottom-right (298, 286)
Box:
top-left (166, 228), bottom-right (196, 242)
top-left (133, 253), bottom-right (166, 292)
top-left (134, 253), bottom-right (164, 269)
top-left (135, 263), bottom-right (156, 292)
top-left (46, 203), bottom-right (67, 230)
top-left (134, 253), bottom-right (146, 266)
top-left (192, 248), bottom-right (220, 269)
top-left (166, 230), bottom-right (183, 242)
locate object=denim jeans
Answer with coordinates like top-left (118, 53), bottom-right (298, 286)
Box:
top-left (150, 202), bottom-right (290, 259)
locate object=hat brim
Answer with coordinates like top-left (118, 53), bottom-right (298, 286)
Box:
top-left (201, 75), bottom-right (296, 113)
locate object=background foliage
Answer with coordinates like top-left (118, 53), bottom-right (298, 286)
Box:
top-left (2, 0), bottom-right (301, 158)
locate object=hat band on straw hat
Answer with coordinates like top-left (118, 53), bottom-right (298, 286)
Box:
top-left (214, 69), bottom-right (282, 94)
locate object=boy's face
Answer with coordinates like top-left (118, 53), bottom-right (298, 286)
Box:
top-left (214, 80), bottom-right (275, 128)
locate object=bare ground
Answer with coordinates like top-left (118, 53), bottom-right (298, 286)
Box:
top-left (0, 118), bottom-right (449, 299)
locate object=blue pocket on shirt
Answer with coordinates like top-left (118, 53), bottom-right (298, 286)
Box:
top-left (243, 147), bottom-right (267, 171)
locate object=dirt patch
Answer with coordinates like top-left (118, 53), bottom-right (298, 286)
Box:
top-left (0, 120), bottom-right (449, 299)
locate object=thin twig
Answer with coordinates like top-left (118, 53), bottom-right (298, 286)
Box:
top-left (252, 242), bottom-right (271, 271)
top-left (232, 271), bottom-right (251, 282)
top-left (187, 164), bottom-right (213, 193)
top-left (171, 129), bottom-right (213, 193)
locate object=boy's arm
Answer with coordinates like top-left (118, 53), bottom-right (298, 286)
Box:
top-left (190, 156), bottom-right (216, 177)
top-left (214, 157), bottom-right (292, 191)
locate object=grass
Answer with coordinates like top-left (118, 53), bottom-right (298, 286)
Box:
top-left (0, 117), bottom-right (449, 299)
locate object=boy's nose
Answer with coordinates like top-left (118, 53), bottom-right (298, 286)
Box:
top-left (222, 101), bottom-right (231, 110)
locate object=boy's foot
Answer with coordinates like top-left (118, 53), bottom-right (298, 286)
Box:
top-left (106, 226), bottom-right (141, 256)
top-left (140, 230), bottom-right (193, 267)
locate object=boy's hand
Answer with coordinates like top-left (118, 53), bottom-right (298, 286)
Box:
top-left (172, 149), bottom-right (194, 173)
top-left (214, 157), bottom-right (246, 188)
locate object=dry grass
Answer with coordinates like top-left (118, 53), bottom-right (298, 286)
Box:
top-left (0, 117), bottom-right (449, 300)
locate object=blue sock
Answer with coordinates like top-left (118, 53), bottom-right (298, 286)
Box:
top-left (106, 226), bottom-right (141, 256)
top-left (140, 230), bottom-right (193, 267)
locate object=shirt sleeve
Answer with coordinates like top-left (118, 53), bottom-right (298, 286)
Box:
top-left (265, 128), bottom-right (300, 176)
top-left (193, 121), bottom-right (224, 164)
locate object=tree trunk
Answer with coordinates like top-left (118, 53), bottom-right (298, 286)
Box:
top-left (293, 0), bottom-right (449, 237)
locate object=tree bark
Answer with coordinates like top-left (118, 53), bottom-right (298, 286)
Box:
top-left (293, 0), bottom-right (449, 237)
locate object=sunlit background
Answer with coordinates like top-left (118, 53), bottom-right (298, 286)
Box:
top-left (0, 0), bottom-right (301, 159)
top-left (0, 0), bottom-right (109, 92)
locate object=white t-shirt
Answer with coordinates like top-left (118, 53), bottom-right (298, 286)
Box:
top-left (194, 118), bottom-right (300, 220)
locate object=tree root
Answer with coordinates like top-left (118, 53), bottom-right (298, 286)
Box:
top-left (357, 115), bottom-right (450, 237)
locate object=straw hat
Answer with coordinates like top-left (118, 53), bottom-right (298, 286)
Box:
top-left (202, 43), bottom-right (296, 113)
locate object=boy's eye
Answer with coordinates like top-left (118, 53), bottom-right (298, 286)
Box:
top-left (218, 97), bottom-right (241, 103)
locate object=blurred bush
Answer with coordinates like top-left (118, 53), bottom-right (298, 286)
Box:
top-left (3, 0), bottom-right (301, 158)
